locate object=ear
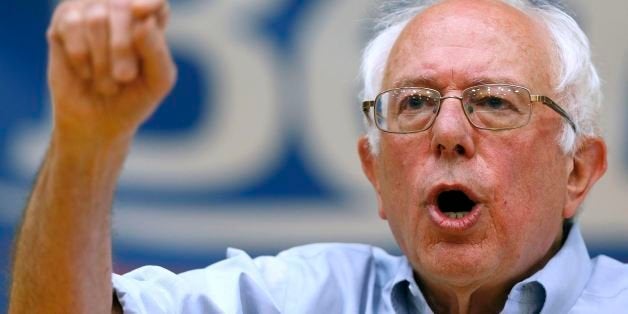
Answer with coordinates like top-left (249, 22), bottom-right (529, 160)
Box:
top-left (563, 137), bottom-right (607, 219)
top-left (357, 136), bottom-right (387, 219)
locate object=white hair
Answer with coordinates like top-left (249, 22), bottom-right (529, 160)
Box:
top-left (360, 0), bottom-right (602, 155)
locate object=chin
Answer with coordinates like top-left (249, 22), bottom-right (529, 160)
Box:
top-left (413, 241), bottom-right (502, 287)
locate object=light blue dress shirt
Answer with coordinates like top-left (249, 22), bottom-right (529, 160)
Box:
top-left (113, 225), bottom-right (628, 313)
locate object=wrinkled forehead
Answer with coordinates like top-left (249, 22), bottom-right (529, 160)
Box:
top-left (383, 0), bottom-right (555, 92)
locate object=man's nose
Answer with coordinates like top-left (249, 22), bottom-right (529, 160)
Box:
top-left (429, 97), bottom-right (476, 159)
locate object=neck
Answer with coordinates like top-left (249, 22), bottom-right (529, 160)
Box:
top-left (418, 280), bottom-right (508, 314)
top-left (416, 226), bottom-right (567, 314)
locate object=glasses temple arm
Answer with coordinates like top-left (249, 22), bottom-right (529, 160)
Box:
top-left (362, 101), bottom-right (375, 125)
top-left (532, 95), bottom-right (577, 132)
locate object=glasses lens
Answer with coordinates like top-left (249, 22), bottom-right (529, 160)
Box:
top-left (375, 88), bottom-right (440, 132)
top-left (463, 85), bottom-right (531, 129)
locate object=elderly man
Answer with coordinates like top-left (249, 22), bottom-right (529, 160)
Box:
top-left (9, 0), bottom-right (628, 313)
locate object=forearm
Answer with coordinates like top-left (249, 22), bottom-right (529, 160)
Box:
top-left (9, 0), bottom-right (174, 310)
top-left (9, 131), bottom-right (131, 313)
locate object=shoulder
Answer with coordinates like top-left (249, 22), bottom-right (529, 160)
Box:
top-left (273, 243), bottom-right (404, 275)
top-left (237, 243), bottom-right (402, 275)
top-left (573, 255), bottom-right (628, 311)
top-left (113, 243), bottom-right (404, 313)
top-left (585, 255), bottom-right (628, 295)
top-left (268, 243), bottom-right (403, 311)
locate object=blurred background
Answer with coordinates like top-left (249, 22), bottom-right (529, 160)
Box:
top-left (1, 0), bottom-right (626, 310)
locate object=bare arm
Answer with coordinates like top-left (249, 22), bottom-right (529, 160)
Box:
top-left (10, 124), bottom-right (130, 313)
top-left (9, 0), bottom-right (176, 312)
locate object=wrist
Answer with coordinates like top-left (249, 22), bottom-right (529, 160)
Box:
top-left (49, 127), bottom-right (133, 173)
top-left (51, 121), bottom-right (135, 151)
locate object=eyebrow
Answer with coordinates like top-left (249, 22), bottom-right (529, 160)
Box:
top-left (389, 75), bottom-right (526, 90)
top-left (390, 75), bottom-right (435, 89)
top-left (468, 77), bottom-right (524, 87)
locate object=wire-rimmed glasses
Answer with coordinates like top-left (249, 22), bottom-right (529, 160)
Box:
top-left (362, 84), bottom-right (576, 133)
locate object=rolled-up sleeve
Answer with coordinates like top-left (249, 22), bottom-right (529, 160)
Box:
top-left (112, 248), bottom-right (284, 314)
top-left (111, 244), bottom-right (390, 313)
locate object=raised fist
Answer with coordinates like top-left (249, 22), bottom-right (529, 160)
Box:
top-left (47, 0), bottom-right (176, 142)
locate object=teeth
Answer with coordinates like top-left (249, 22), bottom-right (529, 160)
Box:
top-left (444, 212), bottom-right (469, 219)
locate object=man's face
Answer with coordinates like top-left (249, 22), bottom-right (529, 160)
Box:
top-left (362, 0), bottom-right (578, 291)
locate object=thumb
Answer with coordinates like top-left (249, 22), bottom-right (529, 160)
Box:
top-left (133, 16), bottom-right (176, 97)
top-left (47, 30), bottom-right (78, 93)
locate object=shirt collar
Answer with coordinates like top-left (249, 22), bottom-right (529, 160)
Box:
top-left (385, 256), bottom-right (432, 314)
top-left (508, 223), bottom-right (592, 313)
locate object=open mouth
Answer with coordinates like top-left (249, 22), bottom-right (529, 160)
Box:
top-left (437, 190), bottom-right (477, 219)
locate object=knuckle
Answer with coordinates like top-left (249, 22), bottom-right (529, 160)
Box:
top-left (58, 9), bottom-right (83, 32)
top-left (85, 4), bottom-right (108, 27)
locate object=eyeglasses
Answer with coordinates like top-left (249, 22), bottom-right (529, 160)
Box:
top-left (362, 84), bottom-right (576, 133)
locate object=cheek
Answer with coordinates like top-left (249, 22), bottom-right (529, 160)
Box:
top-left (486, 125), bottom-right (567, 200)
top-left (376, 136), bottom-right (431, 248)
top-left (512, 136), bottom-right (567, 208)
top-left (484, 133), bottom-right (567, 251)
top-left (378, 135), bottom-right (431, 196)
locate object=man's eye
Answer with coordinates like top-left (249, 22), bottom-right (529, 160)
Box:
top-left (400, 95), bottom-right (431, 112)
top-left (475, 96), bottom-right (511, 110)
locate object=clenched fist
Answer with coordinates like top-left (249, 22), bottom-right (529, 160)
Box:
top-left (47, 0), bottom-right (176, 143)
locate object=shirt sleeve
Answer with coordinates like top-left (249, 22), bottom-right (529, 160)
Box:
top-left (112, 248), bottom-right (284, 314)
top-left (112, 244), bottom-right (382, 314)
